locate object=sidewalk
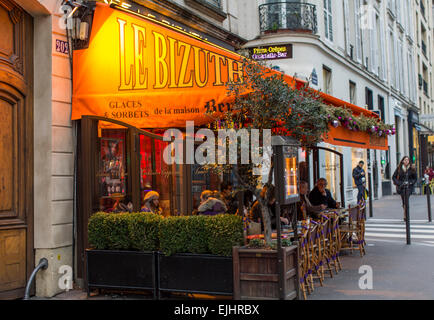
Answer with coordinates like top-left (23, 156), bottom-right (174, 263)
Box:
top-left (309, 194), bottom-right (434, 300)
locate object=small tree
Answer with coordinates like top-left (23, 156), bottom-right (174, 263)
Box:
top-left (206, 58), bottom-right (329, 246)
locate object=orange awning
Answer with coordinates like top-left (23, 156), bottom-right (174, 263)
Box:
top-left (72, 3), bottom-right (242, 128)
top-left (72, 3), bottom-right (387, 150)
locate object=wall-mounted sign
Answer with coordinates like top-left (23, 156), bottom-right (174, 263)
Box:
top-left (250, 44), bottom-right (293, 61)
top-left (55, 39), bottom-right (69, 54)
top-left (311, 68), bottom-right (318, 85)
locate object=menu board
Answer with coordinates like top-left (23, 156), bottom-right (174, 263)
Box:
top-left (282, 145), bottom-right (299, 204)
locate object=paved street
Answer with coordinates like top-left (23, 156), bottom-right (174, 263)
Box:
top-left (309, 194), bottom-right (434, 300)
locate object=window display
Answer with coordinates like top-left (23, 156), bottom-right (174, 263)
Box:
top-left (98, 129), bottom-right (128, 212)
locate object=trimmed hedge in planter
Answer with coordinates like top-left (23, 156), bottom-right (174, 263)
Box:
top-left (87, 213), bottom-right (243, 297)
top-left (88, 212), bottom-right (243, 256)
top-left (88, 212), bottom-right (163, 251)
top-left (158, 214), bottom-right (243, 256)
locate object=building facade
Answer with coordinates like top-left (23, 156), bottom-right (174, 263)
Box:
top-left (0, 0), bottom-right (246, 299)
top-left (233, 0), bottom-right (425, 202)
top-left (416, 0), bottom-right (434, 171)
top-left (0, 0), bottom-right (430, 299)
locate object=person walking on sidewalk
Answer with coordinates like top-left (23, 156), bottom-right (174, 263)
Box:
top-left (353, 160), bottom-right (366, 203)
top-left (392, 156), bottom-right (417, 221)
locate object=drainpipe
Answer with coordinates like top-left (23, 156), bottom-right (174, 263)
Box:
top-left (23, 258), bottom-right (49, 300)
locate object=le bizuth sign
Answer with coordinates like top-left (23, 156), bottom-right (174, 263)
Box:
top-left (250, 44), bottom-right (293, 61)
top-left (72, 3), bottom-right (248, 129)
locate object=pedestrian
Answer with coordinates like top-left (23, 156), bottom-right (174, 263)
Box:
top-left (352, 160), bottom-right (366, 204)
top-left (424, 166), bottom-right (434, 182)
top-left (392, 156), bottom-right (417, 221)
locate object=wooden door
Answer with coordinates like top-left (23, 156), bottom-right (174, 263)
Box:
top-left (0, 0), bottom-right (33, 299)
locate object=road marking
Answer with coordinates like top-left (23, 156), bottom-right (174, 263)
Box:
top-left (365, 232), bottom-right (434, 239)
top-left (367, 219), bottom-right (432, 223)
top-left (365, 227), bottom-right (434, 234)
top-left (364, 220), bottom-right (434, 243)
top-left (365, 224), bottom-right (434, 229)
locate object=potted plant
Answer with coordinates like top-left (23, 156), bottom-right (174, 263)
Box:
top-left (157, 214), bottom-right (243, 298)
top-left (87, 212), bottom-right (244, 298)
top-left (86, 212), bottom-right (162, 298)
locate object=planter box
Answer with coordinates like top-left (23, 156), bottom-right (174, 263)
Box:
top-left (232, 245), bottom-right (299, 300)
top-left (86, 249), bottom-right (157, 298)
top-left (158, 253), bottom-right (233, 297)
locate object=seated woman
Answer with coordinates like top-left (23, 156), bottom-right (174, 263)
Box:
top-left (197, 190), bottom-right (227, 216)
top-left (141, 190), bottom-right (163, 215)
top-left (250, 185), bottom-right (289, 230)
top-left (298, 181), bottom-right (326, 219)
top-left (308, 178), bottom-right (339, 209)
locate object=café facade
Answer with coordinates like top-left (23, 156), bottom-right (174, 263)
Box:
top-left (0, 0), bottom-right (388, 298)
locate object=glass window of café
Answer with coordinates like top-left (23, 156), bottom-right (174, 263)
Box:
top-left (79, 117), bottom-right (237, 219)
top-left (79, 118), bottom-right (188, 219)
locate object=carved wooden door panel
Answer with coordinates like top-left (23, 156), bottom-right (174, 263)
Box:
top-left (0, 0), bottom-right (33, 299)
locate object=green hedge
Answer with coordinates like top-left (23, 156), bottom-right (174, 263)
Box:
top-left (206, 215), bottom-right (244, 256)
top-left (128, 213), bottom-right (162, 251)
top-left (88, 213), bottom-right (243, 256)
top-left (88, 212), bottom-right (162, 251)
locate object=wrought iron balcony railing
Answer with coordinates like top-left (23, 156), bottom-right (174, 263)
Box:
top-left (259, 2), bottom-right (317, 35)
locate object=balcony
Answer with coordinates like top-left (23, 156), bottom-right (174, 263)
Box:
top-left (259, 2), bottom-right (317, 35)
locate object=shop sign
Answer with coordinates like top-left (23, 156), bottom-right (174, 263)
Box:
top-left (73, 3), bottom-right (285, 128)
top-left (311, 68), bottom-right (318, 85)
top-left (250, 44), bottom-right (293, 61)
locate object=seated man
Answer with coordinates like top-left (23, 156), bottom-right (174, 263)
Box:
top-left (220, 182), bottom-right (238, 215)
top-left (298, 181), bottom-right (326, 219)
top-left (308, 178), bottom-right (339, 209)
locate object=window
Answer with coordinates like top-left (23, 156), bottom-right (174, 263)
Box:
top-left (365, 87), bottom-right (373, 110)
top-left (389, 30), bottom-right (396, 87)
top-left (354, 0), bottom-right (362, 62)
top-left (378, 95), bottom-right (385, 122)
top-left (349, 81), bottom-right (357, 104)
top-left (323, 66), bottom-right (332, 94)
top-left (324, 0), bottom-right (333, 41)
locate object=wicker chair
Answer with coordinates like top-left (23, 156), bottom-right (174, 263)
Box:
top-left (339, 204), bottom-right (365, 257)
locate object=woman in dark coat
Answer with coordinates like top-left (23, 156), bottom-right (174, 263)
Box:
top-left (392, 156), bottom-right (417, 221)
